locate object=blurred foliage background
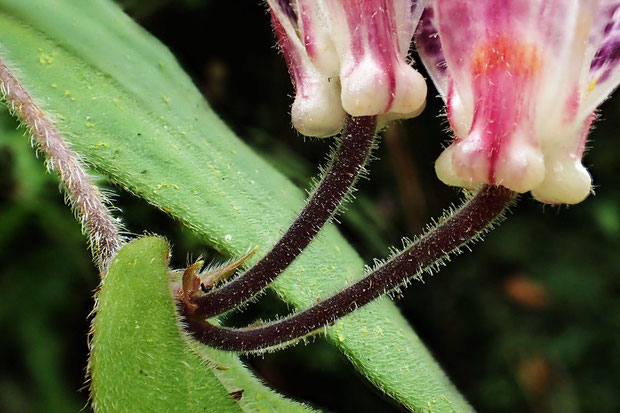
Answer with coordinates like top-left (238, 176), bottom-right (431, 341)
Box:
top-left (1, 1), bottom-right (620, 412)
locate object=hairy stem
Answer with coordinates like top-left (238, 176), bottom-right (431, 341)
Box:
top-left (0, 59), bottom-right (123, 271)
top-left (186, 185), bottom-right (516, 352)
top-left (190, 115), bottom-right (377, 317)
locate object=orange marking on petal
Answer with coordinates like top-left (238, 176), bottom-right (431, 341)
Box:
top-left (472, 36), bottom-right (541, 76)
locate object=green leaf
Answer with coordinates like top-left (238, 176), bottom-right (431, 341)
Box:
top-left (0, 1), bottom-right (473, 411)
top-left (90, 236), bottom-right (316, 413)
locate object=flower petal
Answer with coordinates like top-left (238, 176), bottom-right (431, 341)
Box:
top-left (581, 1), bottom-right (620, 118)
top-left (268, 0), bottom-right (346, 136)
top-left (531, 114), bottom-right (594, 204)
top-left (430, 0), bottom-right (605, 195)
top-left (395, 0), bottom-right (427, 58)
top-left (415, 6), bottom-right (448, 97)
top-left (432, 0), bottom-right (555, 192)
top-left (321, 0), bottom-right (426, 117)
top-left (296, 0), bottom-right (340, 76)
top-left (434, 0), bottom-right (582, 125)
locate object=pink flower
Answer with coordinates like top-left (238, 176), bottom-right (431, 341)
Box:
top-left (268, 0), bottom-right (428, 137)
top-left (416, 0), bottom-right (620, 204)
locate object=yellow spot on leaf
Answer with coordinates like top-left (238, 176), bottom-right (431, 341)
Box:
top-left (39, 52), bottom-right (56, 65)
top-left (154, 182), bottom-right (179, 191)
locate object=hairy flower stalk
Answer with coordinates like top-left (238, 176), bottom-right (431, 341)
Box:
top-left (416, 0), bottom-right (620, 204)
top-left (190, 115), bottom-right (377, 318)
top-left (189, 1), bottom-right (431, 318)
top-left (185, 185), bottom-right (515, 352)
top-left (0, 59), bottom-right (123, 271)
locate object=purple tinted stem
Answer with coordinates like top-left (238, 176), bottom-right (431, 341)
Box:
top-left (186, 185), bottom-right (515, 351)
top-left (191, 115), bottom-right (377, 318)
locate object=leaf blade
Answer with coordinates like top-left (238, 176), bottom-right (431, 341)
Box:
top-left (0, 1), bottom-right (472, 411)
top-left (91, 236), bottom-right (316, 413)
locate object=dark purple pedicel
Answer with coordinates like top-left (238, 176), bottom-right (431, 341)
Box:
top-left (190, 116), bottom-right (377, 318)
top-left (186, 186), bottom-right (515, 352)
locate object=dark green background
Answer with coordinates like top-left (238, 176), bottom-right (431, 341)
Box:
top-left (1, 1), bottom-right (619, 412)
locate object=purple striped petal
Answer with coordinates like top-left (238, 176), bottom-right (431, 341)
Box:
top-left (276, 0), bottom-right (297, 21)
top-left (582, 1), bottom-right (620, 117)
top-left (415, 6), bottom-right (447, 96)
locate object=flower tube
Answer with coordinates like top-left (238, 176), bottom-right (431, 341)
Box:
top-left (268, 0), bottom-right (428, 137)
top-left (416, 0), bottom-right (620, 204)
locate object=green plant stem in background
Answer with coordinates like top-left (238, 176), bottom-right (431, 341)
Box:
top-left (192, 115), bottom-right (377, 318)
top-left (0, 1), bottom-right (472, 411)
top-left (0, 59), bottom-right (122, 270)
top-left (187, 185), bottom-right (515, 351)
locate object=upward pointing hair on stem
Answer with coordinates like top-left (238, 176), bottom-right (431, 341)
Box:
top-left (0, 58), bottom-right (123, 271)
